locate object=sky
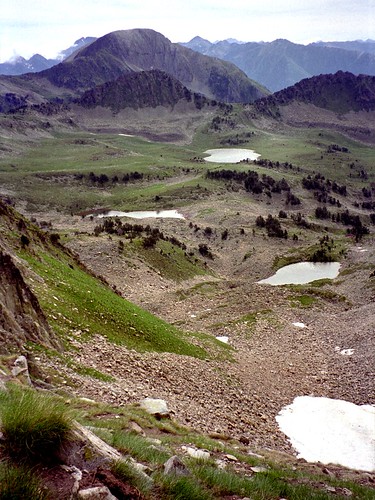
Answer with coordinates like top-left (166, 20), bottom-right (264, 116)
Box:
top-left (1, 0), bottom-right (374, 62)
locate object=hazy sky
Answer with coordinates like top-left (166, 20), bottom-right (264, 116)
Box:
top-left (1, 0), bottom-right (374, 62)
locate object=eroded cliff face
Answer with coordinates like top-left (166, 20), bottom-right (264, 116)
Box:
top-left (0, 199), bottom-right (60, 353)
top-left (0, 247), bottom-right (60, 352)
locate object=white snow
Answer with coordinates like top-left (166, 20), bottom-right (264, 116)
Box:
top-left (276, 396), bottom-right (375, 472)
top-left (334, 346), bottom-right (355, 356)
top-left (216, 336), bottom-right (229, 344)
top-left (340, 349), bottom-right (355, 356)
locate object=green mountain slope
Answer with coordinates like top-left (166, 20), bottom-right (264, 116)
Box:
top-left (0, 199), bottom-right (208, 358)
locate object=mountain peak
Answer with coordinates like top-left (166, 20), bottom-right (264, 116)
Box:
top-left (38, 28), bottom-right (266, 103)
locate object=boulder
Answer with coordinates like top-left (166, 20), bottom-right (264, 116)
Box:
top-left (10, 355), bottom-right (32, 384)
top-left (77, 486), bottom-right (117, 499)
top-left (140, 398), bottom-right (170, 418)
top-left (163, 456), bottom-right (190, 476)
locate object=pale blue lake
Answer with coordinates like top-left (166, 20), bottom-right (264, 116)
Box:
top-left (204, 148), bottom-right (260, 163)
top-left (258, 262), bottom-right (341, 285)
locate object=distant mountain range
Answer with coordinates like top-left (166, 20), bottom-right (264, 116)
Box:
top-left (0, 37), bottom-right (96, 75)
top-left (1, 28), bottom-right (375, 132)
top-left (181, 38), bottom-right (375, 92)
top-left (2, 35), bottom-right (374, 96)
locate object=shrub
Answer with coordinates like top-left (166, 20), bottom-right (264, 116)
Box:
top-left (255, 215), bottom-right (265, 228)
top-left (198, 244), bottom-right (213, 259)
top-left (0, 387), bottom-right (72, 464)
top-left (20, 234), bottom-right (30, 247)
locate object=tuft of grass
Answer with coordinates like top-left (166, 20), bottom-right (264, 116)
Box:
top-left (156, 473), bottom-right (213, 500)
top-left (0, 386), bottom-right (73, 464)
top-left (0, 462), bottom-right (48, 500)
top-left (112, 431), bottom-right (171, 465)
top-left (291, 295), bottom-right (317, 307)
top-left (111, 460), bottom-right (153, 496)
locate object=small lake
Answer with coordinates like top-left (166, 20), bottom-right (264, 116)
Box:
top-left (258, 262), bottom-right (341, 285)
top-left (97, 210), bottom-right (185, 219)
top-left (203, 148), bottom-right (260, 163)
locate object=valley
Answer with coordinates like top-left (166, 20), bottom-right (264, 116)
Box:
top-left (0, 32), bottom-right (374, 497)
top-left (1, 120), bottom-right (374, 450)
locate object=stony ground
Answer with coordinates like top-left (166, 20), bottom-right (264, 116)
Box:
top-left (28, 193), bottom-right (375, 460)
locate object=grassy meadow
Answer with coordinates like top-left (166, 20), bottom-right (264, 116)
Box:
top-left (1, 112), bottom-right (374, 214)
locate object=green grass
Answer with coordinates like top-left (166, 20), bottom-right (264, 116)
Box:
top-left (0, 386), bottom-right (73, 464)
top-left (0, 462), bottom-right (48, 500)
top-left (155, 473), bottom-right (213, 500)
top-left (132, 238), bottom-right (207, 282)
top-left (291, 294), bottom-right (318, 307)
top-left (19, 247), bottom-right (210, 358)
top-left (112, 431), bottom-right (171, 465)
top-left (290, 286), bottom-right (347, 308)
top-left (111, 460), bottom-right (153, 496)
top-left (1, 113), bottom-right (374, 215)
top-left (0, 131), bottom-right (210, 212)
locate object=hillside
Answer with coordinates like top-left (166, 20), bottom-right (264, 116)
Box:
top-left (0, 166), bottom-right (374, 498)
top-left (78, 69), bottom-right (215, 112)
top-left (250, 71), bottom-right (375, 144)
top-left (255, 71), bottom-right (375, 113)
top-left (181, 37), bottom-right (375, 92)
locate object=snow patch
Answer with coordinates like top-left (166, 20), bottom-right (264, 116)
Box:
top-left (335, 346), bottom-right (355, 356)
top-left (216, 336), bottom-right (229, 344)
top-left (276, 396), bottom-right (375, 472)
top-left (340, 349), bottom-right (355, 356)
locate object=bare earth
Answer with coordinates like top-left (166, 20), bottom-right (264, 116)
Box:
top-left (30, 198), bottom-right (375, 455)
